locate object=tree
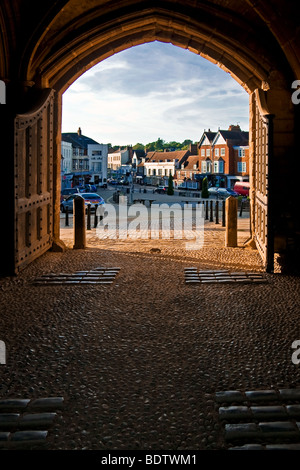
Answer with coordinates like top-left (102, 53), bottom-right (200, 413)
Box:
top-left (154, 137), bottom-right (165, 151)
top-left (167, 173), bottom-right (174, 195)
top-left (133, 143), bottom-right (144, 150)
top-left (145, 141), bottom-right (156, 151)
top-left (182, 139), bottom-right (193, 147)
top-left (201, 177), bottom-right (209, 198)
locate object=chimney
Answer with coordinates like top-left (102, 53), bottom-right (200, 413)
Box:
top-left (189, 143), bottom-right (198, 155)
top-left (228, 124), bottom-right (241, 132)
top-left (78, 127), bottom-right (82, 136)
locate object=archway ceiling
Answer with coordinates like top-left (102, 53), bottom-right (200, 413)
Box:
top-left (1, 0), bottom-right (299, 93)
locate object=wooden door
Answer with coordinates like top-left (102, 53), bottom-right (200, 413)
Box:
top-left (14, 89), bottom-right (55, 271)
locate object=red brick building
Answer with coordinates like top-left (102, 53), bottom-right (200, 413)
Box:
top-left (198, 125), bottom-right (249, 189)
top-left (175, 155), bottom-right (200, 189)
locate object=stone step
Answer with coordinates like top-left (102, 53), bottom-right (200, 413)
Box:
top-left (216, 388), bottom-right (300, 450)
top-left (0, 397), bottom-right (63, 449)
top-left (225, 421), bottom-right (300, 441)
top-left (219, 404), bottom-right (300, 421)
top-left (216, 388), bottom-right (300, 404)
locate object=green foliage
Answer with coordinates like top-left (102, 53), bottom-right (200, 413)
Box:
top-left (154, 137), bottom-right (165, 151)
top-left (132, 143), bottom-right (144, 150)
top-left (201, 177), bottom-right (209, 198)
top-left (167, 173), bottom-right (174, 195)
top-left (138, 138), bottom-right (196, 152)
top-left (111, 138), bottom-right (197, 152)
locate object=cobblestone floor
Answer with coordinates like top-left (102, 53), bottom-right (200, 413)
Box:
top-left (0, 217), bottom-right (299, 453)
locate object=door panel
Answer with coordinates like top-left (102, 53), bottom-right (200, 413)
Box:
top-left (14, 89), bottom-right (55, 271)
top-left (253, 89), bottom-right (274, 272)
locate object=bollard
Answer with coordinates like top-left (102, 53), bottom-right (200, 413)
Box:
top-left (239, 200), bottom-right (243, 217)
top-left (73, 195), bottom-right (86, 249)
top-left (205, 200), bottom-right (209, 220)
top-left (65, 205), bottom-right (69, 226)
top-left (215, 200), bottom-right (219, 224)
top-left (87, 203), bottom-right (91, 230)
top-left (210, 200), bottom-right (214, 222)
top-left (222, 200), bottom-right (226, 227)
top-left (94, 204), bottom-right (98, 228)
top-left (225, 196), bottom-right (238, 247)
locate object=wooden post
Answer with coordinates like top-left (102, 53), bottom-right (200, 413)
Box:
top-left (225, 196), bottom-right (238, 247)
top-left (73, 195), bottom-right (86, 249)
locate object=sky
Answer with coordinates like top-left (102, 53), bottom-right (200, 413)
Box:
top-left (61, 41), bottom-right (249, 147)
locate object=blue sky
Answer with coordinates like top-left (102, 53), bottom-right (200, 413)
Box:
top-left (62, 41), bottom-right (249, 146)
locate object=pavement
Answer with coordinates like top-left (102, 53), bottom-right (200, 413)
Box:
top-left (0, 207), bottom-right (300, 456)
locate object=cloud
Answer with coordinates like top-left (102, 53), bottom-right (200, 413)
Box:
top-left (62, 41), bottom-right (249, 145)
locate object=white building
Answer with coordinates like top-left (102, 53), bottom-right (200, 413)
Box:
top-left (107, 147), bottom-right (132, 171)
top-left (61, 140), bottom-right (73, 173)
top-left (144, 150), bottom-right (191, 185)
top-left (61, 128), bottom-right (108, 185)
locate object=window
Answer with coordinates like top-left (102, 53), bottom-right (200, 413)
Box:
top-left (238, 162), bottom-right (247, 172)
top-left (214, 148), bottom-right (219, 157)
top-left (92, 150), bottom-right (102, 156)
top-left (214, 160), bottom-right (224, 174)
top-left (201, 149), bottom-right (205, 156)
top-left (221, 148), bottom-right (225, 156)
top-left (92, 162), bottom-right (102, 172)
top-left (202, 160), bottom-right (212, 173)
top-left (239, 148), bottom-right (246, 157)
top-left (206, 149), bottom-right (210, 157)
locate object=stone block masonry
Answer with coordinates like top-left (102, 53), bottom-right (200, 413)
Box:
top-left (0, 397), bottom-right (63, 449)
top-left (216, 388), bottom-right (300, 450)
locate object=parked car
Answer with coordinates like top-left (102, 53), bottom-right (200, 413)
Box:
top-left (61, 193), bottom-right (105, 214)
top-left (60, 187), bottom-right (80, 202)
top-left (83, 183), bottom-right (97, 192)
top-left (233, 182), bottom-right (250, 197)
top-left (207, 187), bottom-right (219, 197)
top-left (217, 188), bottom-right (239, 198)
top-left (155, 186), bottom-right (168, 194)
top-left (208, 187), bottom-right (238, 198)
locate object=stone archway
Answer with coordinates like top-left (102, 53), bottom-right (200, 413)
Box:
top-left (0, 0), bottom-right (299, 275)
